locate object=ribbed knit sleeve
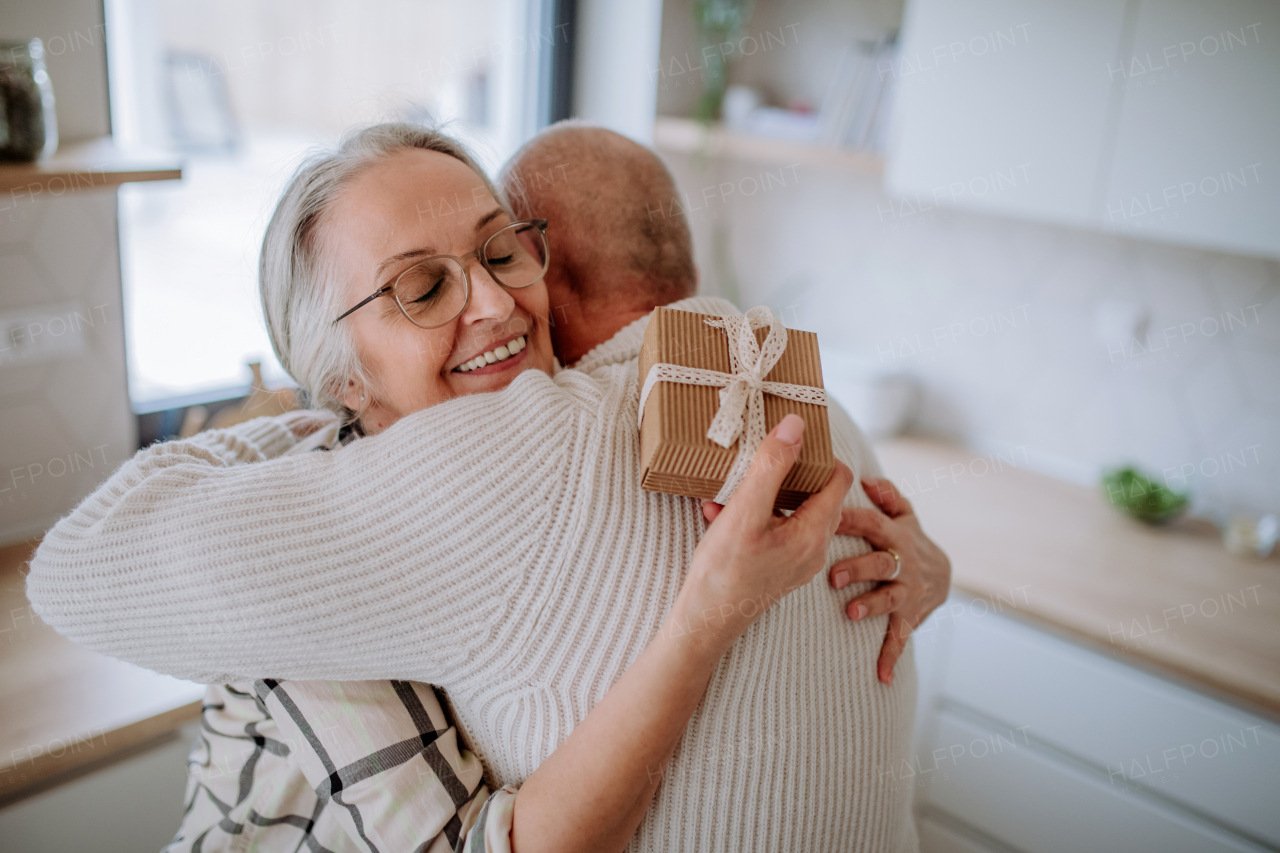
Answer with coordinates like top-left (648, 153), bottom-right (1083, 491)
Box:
top-left (185, 411), bottom-right (300, 464)
top-left (26, 368), bottom-right (603, 685)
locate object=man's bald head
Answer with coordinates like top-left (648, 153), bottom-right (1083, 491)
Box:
top-left (500, 122), bottom-right (696, 363)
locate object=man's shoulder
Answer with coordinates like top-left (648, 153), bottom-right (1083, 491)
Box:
top-left (554, 358), bottom-right (637, 407)
top-left (827, 397), bottom-right (884, 482)
top-left (573, 295), bottom-right (742, 373)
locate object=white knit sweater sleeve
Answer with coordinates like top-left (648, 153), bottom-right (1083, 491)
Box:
top-left (26, 368), bottom-right (604, 685)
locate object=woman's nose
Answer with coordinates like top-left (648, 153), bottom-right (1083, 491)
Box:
top-left (461, 260), bottom-right (515, 324)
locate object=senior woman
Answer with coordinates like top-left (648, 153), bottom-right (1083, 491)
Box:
top-left (30, 124), bottom-right (921, 852)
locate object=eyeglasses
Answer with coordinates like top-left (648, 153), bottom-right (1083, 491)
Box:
top-left (332, 219), bottom-right (549, 329)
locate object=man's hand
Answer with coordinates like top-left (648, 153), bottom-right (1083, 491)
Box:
top-left (700, 475), bottom-right (951, 686)
top-left (829, 478), bottom-right (951, 685)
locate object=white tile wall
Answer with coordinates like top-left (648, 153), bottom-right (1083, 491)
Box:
top-left (0, 191), bottom-right (136, 543)
top-left (660, 151), bottom-right (1279, 518)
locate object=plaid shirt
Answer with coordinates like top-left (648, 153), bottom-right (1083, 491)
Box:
top-left (164, 423), bottom-right (518, 852)
top-left (165, 680), bottom-right (516, 853)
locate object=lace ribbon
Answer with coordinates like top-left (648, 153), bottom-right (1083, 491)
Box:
top-left (638, 306), bottom-right (827, 504)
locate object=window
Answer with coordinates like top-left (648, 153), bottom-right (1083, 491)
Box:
top-left (106, 0), bottom-right (567, 406)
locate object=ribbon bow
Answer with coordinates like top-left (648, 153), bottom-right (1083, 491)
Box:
top-left (638, 306), bottom-right (827, 504)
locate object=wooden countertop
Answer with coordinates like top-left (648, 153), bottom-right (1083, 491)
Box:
top-left (0, 540), bottom-right (203, 806)
top-left (876, 438), bottom-right (1280, 716)
top-left (0, 137), bottom-right (182, 195)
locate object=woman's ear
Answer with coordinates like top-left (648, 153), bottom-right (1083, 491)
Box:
top-left (338, 378), bottom-right (367, 414)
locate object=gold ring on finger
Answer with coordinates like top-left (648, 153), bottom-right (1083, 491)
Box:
top-left (885, 547), bottom-right (901, 580)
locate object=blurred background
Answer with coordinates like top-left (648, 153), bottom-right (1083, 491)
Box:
top-left (0, 0), bottom-right (1277, 851)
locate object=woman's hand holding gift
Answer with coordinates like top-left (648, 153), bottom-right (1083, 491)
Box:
top-left (673, 413), bottom-right (855, 659)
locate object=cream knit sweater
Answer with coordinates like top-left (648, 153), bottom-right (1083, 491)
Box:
top-left (28, 297), bottom-right (918, 853)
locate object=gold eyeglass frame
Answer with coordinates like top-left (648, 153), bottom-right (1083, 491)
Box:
top-left (332, 218), bottom-right (549, 328)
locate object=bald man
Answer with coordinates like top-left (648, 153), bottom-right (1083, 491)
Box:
top-left (500, 121), bottom-right (696, 366)
top-left (502, 122), bottom-right (949, 667)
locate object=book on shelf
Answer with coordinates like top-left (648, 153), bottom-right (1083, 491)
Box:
top-left (817, 31), bottom-right (898, 153)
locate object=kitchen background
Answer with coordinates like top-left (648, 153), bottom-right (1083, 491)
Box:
top-left (655, 0), bottom-right (1277, 523)
top-left (0, 0), bottom-right (1277, 851)
top-left (2, 0), bottom-right (1275, 539)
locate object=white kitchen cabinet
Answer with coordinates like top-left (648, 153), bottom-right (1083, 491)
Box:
top-left (918, 817), bottom-right (1008, 853)
top-left (1101, 0), bottom-right (1280, 258)
top-left (887, 0), bottom-right (1280, 259)
top-left (0, 722), bottom-right (196, 853)
top-left (941, 609), bottom-right (1280, 845)
top-left (885, 0), bottom-right (1130, 229)
top-left (926, 710), bottom-right (1267, 853)
top-left (912, 598), bottom-right (1280, 853)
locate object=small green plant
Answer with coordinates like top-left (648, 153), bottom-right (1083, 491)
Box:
top-left (692, 0), bottom-right (756, 123)
top-left (1101, 466), bottom-right (1188, 524)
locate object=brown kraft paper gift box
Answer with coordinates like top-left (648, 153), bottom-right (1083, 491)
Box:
top-left (637, 306), bottom-right (834, 511)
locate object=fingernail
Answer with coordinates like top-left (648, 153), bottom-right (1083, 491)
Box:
top-left (773, 414), bottom-right (803, 445)
top-left (853, 603), bottom-right (868, 620)
top-left (833, 570), bottom-right (849, 589)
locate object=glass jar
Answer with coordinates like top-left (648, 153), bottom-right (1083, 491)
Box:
top-left (0, 38), bottom-right (58, 161)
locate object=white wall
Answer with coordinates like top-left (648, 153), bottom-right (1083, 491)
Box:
top-left (573, 0), bottom-right (664, 144)
top-left (0, 0), bottom-right (136, 542)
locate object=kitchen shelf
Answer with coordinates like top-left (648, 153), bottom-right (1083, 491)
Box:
top-left (0, 137), bottom-right (182, 195)
top-left (653, 116), bottom-right (884, 176)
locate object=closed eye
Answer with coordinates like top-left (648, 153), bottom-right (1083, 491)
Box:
top-left (412, 278), bottom-right (447, 303)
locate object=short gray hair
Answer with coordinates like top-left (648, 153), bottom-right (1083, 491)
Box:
top-left (259, 122), bottom-right (500, 420)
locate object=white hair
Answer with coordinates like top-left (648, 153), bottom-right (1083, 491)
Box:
top-left (259, 122), bottom-right (501, 422)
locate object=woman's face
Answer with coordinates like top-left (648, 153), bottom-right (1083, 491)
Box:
top-left (324, 148), bottom-right (556, 433)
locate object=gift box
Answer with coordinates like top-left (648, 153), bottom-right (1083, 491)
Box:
top-left (638, 306), bottom-right (834, 511)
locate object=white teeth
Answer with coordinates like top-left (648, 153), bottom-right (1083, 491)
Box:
top-left (456, 335), bottom-right (527, 373)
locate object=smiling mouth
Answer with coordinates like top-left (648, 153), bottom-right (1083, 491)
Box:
top-left (453, 334), bottom-right (528, 373)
